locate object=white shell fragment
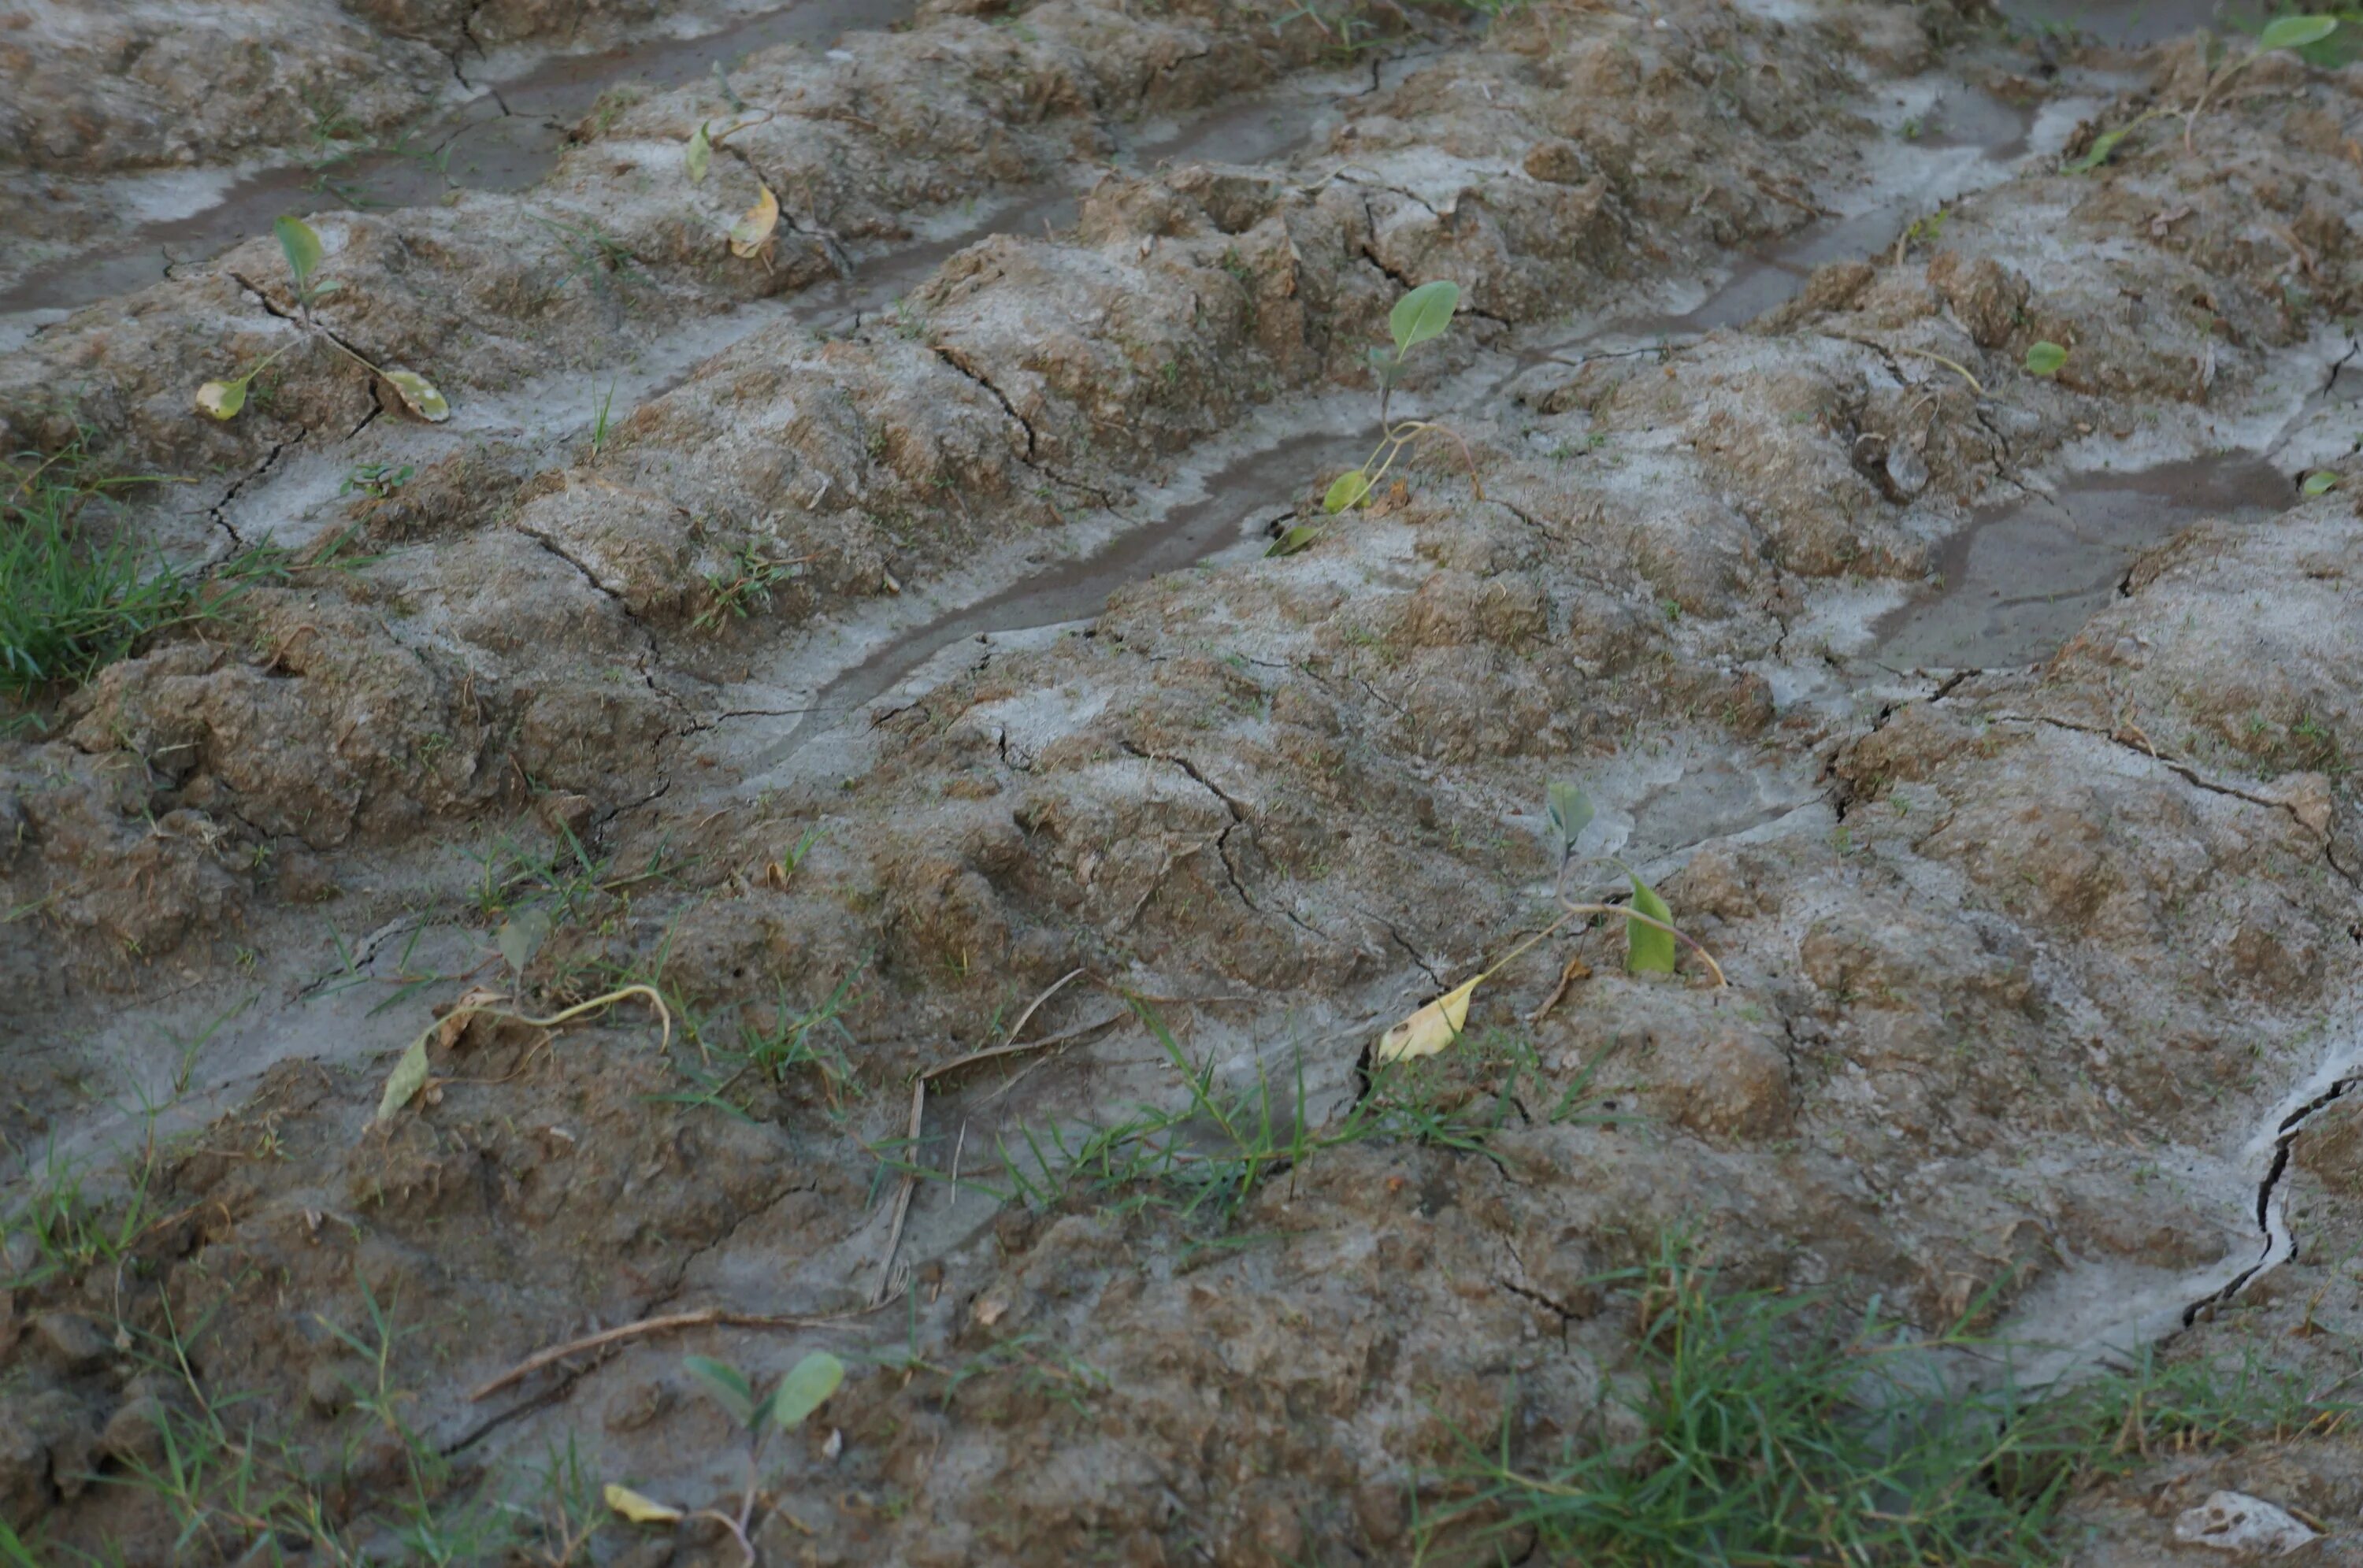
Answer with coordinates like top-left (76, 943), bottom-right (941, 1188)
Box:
top-left (2172, 1492), bottom-right (2319, 1557)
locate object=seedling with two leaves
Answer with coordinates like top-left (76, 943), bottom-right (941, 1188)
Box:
top-left (197, 216), bottom-right (449, 424)
top-left (2064, 14), bottom-right (2338, 171)
top-left (604, 1351), bottom-right (845, 1565)
top-left (1270, 278), bottom-right (1484, 557)
top-left (1374, 780), bottom-right (1725, 1064)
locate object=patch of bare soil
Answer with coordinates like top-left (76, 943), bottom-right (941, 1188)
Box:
top-left (2, 0), bottom-right (2361, 1561)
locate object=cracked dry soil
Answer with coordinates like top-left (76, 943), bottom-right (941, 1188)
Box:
top-left (3, 0), bottom-right (2363, 1559)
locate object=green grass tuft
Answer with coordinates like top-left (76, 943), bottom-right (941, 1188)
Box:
top-left (1418, 1232), bottom-right (2353, 1565)
top-left (1, 442), bottom-right (187, 697)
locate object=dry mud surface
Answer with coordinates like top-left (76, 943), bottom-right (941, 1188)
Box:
top-left (3, 0), bottom-right (2362, 1559)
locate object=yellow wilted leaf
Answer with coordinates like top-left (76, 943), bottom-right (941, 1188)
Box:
top-left (1375, 976), bottom-right (1479, 1064)
top-left (381, 368), bottom-right (449, 422)
top-left (196, 379), bottom-right (247, 420)
top-left (603, 1484), bottom-right (684, 1525)
top-left (729, 185), bottom-right (780, 258)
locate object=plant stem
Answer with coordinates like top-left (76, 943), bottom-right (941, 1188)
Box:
top-left (1892, 346), bottom-right (1984, 398)
top-left (710, 110), bottom-right (778, 146)
top-left (694, 1508), bottom-right (757, 1568)
top-left (1463, 898), bottom-right (1729, 993)
top-left (231, 339), bottom-right (301, 391)
top-left (319, 331), bottom-right (388, 380)
top-left (2186, 45), bottom-right (2254, 151)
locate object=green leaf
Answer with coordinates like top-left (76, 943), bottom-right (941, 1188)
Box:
top-left (771, 1351), bottom-right (844, 1431)
top-left (1322, 469), bottom-right (1372, 514)
top-left (496, 906), bottom-right (552, 975)
top-left (1545, 781), bottom-right (1594, 858)
top-left (274, 215), bottom-right (325, 291)
top-left (0, 1514), bottom-right (43, 1568)
top-left (686, 120), bottom-right (713, 184)
top-left (1265, 523), bottom-right (1324, 558)
top-left (196, 377), bottom-right (249, 420)
top-left (2024, 341), bottom-right (2068, 377)
top-left (1388, 280), bottom-right (1460, 355)
top-left (1625, 872), bottom-right (1676, 975)
top-left (2064, 126), bottom-right (2130, 173)
top-left (684, 1356), bottom-right (757, 1428)
top-left (2259, 14), bottom-right (2337, 50)
top-left (373, 1034), bottom-right (431, 1122)
top-left (2303, 469), bottom-right (2339, 496)
top-left (381, 369), bottom-right (451, 423)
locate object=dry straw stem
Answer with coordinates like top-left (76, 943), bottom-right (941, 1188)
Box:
top-left (1826, 332), bottom-right (1985, 398)
top-left (1893, 346), bottom-right (1985, 398)
top-left (870, 967), bottom-right (1089, 1303)
top-left (372, 984), bottom-right (673, 1125)
top-left (469, 1300), bottom-right (893, 1402)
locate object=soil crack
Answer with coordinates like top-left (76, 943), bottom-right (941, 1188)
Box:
top-left (228, 271), bottom-right (302, 324)
top-left (1121, 742), bottom-right (1307, 928)
top-left (510, 523), bottom-right (638, 618)
top-left (1496, 1273), bottom-right (1582, 1333)
top-left (1360, 905), bottom-right (1444, 988)
top-left (2184, 1067), bottom-right (2361, 1325)
top-left (206, 430), bottom-right (307, 552)
top-left (1123, 741), bottom-right (1252, 823)
top-left (2001, 713), bottom-right (2355, 884)
top-left (1926, 669), bottom-right (1979, 702)
top-left (930, 341), bottom-right (1039, 462)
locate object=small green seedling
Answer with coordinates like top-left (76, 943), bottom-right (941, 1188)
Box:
top-left (590, 382), bottom-right (618, 458)
top-left (1540, 780), bottom-right (1698, 977)
top-left (2024, 340), bottom-right (2069, 377)
top-left (275, 214), bottom-right (337, 310)
top-left (606, 1351), bottom-right (845, 1561)
top-left (1271, 279), bottom-right (1482, 556)
top-left (1545, 779), bottom-right (1595, 872)
top-left (198, 216), bottom-right (449, 424)
top-left (2074, 13), bottom-right (2338, 168)
top-left (2187, 15), bottom-right (2338, 149)
top-left (2302, 469), bottom-right (2340, 496)
top-left (1893, 208), bottom-right (1948, 263)
top-left (2062, 112), bottom-right (2157, 173)
top-left (1374, 781), bottom-right (1723, 1063)
top-left (339, 462), bottom-right (414, 499)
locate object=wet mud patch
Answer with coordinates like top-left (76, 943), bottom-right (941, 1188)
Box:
top-left (1874, 453), bottom-right (2295, 669)
top-left (0, 0), bottom-right (923, 321)
top-left (751, 426), bottom-right (1360, 768)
